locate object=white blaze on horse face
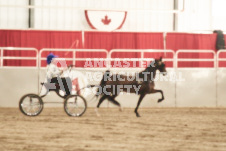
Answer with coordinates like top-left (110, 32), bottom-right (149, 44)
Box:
top-left (133, 85), bottom-right (141, 94)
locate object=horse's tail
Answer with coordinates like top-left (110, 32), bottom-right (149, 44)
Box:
top-left (95, 70), bottom-right (110, 97)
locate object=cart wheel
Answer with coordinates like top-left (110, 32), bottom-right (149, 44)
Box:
top-left (64, 95), bottom-right (87, 117)
top-left (19, 93), bottom-right (43, 116)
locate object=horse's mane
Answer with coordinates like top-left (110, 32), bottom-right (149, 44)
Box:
top-left (138, 60), bottom-right (157, 82)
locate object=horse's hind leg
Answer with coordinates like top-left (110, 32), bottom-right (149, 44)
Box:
top-left (95, 94), bottom-right (108, 117)
top-left (150, 89), bottom-right (164, 103)
top-left (108, 95), bottom-right (123, 111)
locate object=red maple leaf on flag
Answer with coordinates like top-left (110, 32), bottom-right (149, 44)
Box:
top-left (101, 15), bottom-right (111, 25)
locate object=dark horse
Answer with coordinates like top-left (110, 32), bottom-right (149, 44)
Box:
top-left (95, 57), bottom-right (167, 117)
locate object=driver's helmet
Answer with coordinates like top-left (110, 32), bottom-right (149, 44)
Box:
top-left (46, 53), bottom-right (58, 64)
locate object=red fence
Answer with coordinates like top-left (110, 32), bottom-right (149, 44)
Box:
top-left (0, 29), bottom-right (224, 67)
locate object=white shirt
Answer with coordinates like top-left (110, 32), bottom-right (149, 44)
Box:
top-left (46, 63), bottom-right (61, 79)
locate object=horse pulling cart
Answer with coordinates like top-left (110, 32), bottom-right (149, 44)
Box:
top-left (19, 66), bottom-right (88, 117)
top-left (19, 57), bottom-right (167, 117)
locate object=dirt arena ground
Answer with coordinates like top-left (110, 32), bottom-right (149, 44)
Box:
top-left (0, 108), bottom-right (226, 151)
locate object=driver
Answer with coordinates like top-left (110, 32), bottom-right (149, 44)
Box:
top-left (46, 53), bottom-right (72, 97)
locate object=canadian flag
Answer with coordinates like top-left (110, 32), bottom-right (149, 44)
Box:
top-left (85, 10), bottom-right (127, 31)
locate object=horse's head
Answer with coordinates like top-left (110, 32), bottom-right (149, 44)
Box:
top-left (141, 57), bottom-right (167, 81)
top-left (154, 57), bottom-right (167, 76)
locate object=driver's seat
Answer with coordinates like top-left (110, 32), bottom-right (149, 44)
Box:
top-left (40, 82), bottom-right (60, 90)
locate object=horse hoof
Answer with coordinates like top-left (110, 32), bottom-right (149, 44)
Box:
top-left (119, 106), bottom-right (123, 112)
top-left (158, 99), bottom-right (163, 103)
top-left (136, 113), bottom-right (141, 117)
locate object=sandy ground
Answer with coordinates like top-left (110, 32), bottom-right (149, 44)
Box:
top-left (0, 107), bottom-right (226, 151)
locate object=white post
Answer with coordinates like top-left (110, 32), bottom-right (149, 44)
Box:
top-left (0, 48), bottom-right (3, 67)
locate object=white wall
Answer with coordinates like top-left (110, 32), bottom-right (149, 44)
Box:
top-left (0, 0), bottom-right (29, 29)
top-left (1, 0), bottom-right (226, 32)
top-left (0, 68), bottom-right (225, 108)
top-left (0, 0), bottom-right (174, 31)
top-left (176, 0), bottom-right (212, 32)
top-left (0, 68), bottom-right (39, 107)
top-left (211, 0), bottom-right (226, 31)
top-left (33, 0), bottom-right (174, 31)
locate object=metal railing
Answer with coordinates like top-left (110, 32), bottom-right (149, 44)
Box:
top-left (217, 49), bottom-right (226, 68)
top-left (0, 47), bottom-right (222, 69)
top-left (0, 47), bottom-right (38, 68)
top-left (175, 50), bottom-right (216, 68)
top-left (109, 49), bottom-right (175, 68)
top-left (39, 48), bottom-right (108, 68)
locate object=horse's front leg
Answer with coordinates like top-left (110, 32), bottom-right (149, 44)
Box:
top-left (150, 89), bottom-right (164, 103)
top-left (134, 94), bottom-right (146, 117)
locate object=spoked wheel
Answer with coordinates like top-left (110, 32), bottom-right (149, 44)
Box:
top-left (19, 93), bottom-right (43, 116)
top-left (64, 95), bottom-right (87, 117)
